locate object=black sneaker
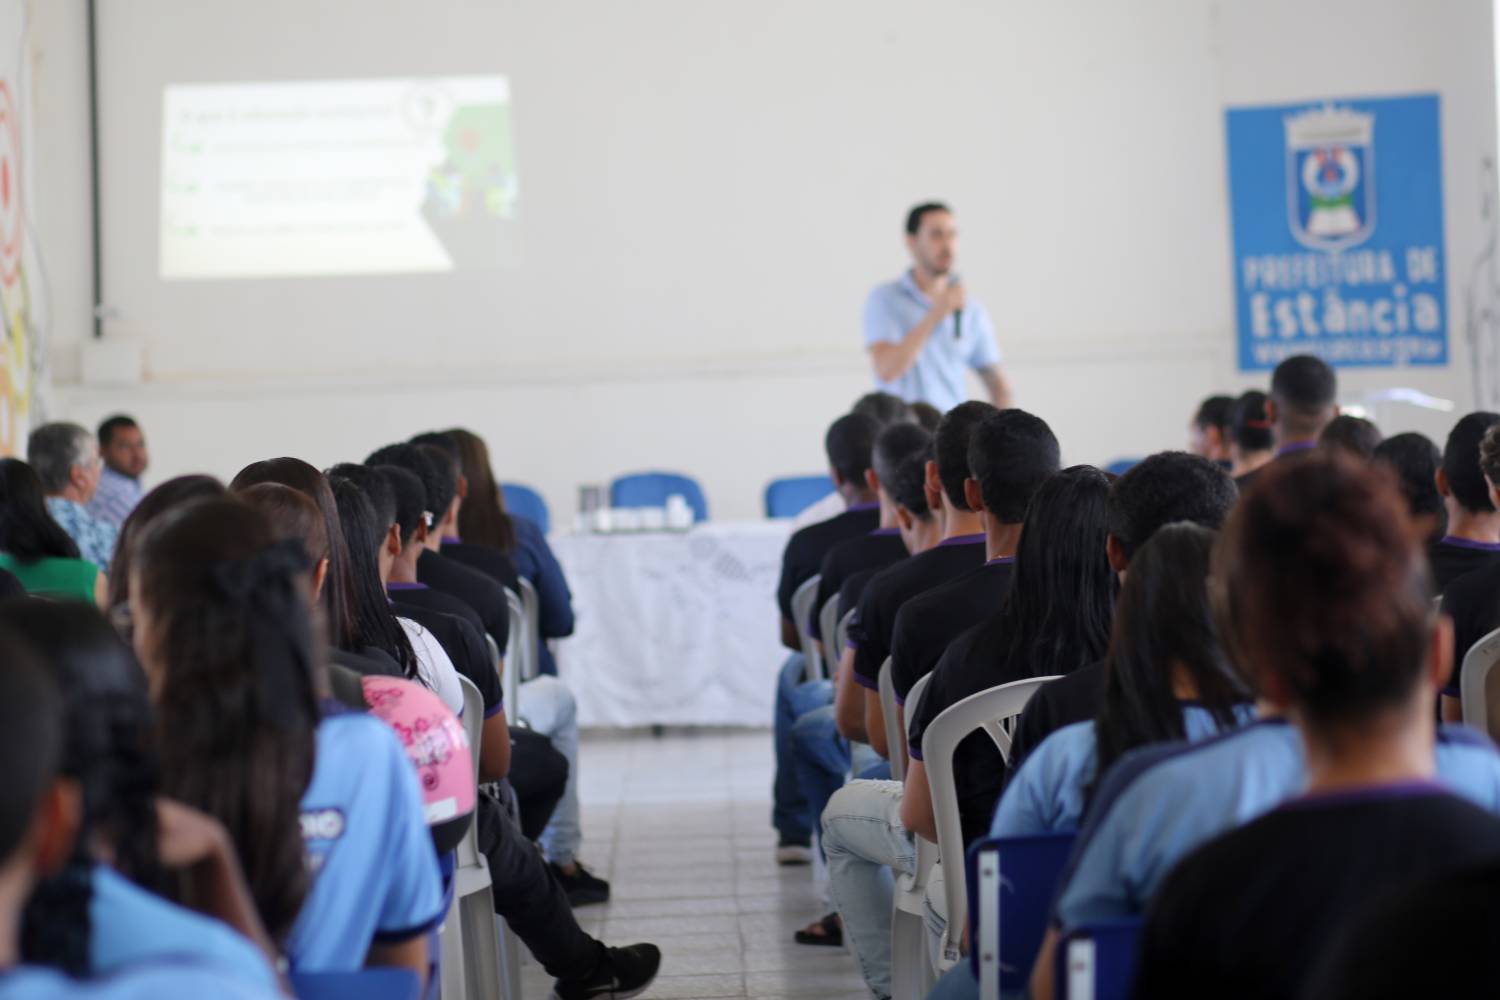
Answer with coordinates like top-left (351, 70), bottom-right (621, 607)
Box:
top-left (552, 943), bottom-right (662, 1000)
top-left (551, 860), bottom-right (611, 906)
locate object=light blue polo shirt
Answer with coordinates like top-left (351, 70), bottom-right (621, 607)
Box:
top-left (990, 703), bottom-right (1257, 839)
top-left (863, 271), bottom-right (1002, 412)
top-left (1051, 719), bottom-right (1500, 931)
top-left (285, 708), bottom-right (445, 971)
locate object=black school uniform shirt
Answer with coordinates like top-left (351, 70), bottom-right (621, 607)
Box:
top-left (1440, 560), bottom-right (1500, 696)
top-left (1005, 660), bottom-right (1107, 777)
top-left (439, 538), bottom-right (522, 594)
top-left (905, 609), bottom-right (1044, 847)
top-left (849, 534), bottom-right (987, 691)
top-left (888, 557), bottom-right (1014, 702)
top-left (776, 503), bottom-right (881, 624)
top-left (391, 599), bottom-right (505, 718)
top-left (1135, 784), bottom-right (1500, 1000)
top-left (416, 549), bottom-right (511, 652)
top-left (810, 528), bottom-right (908, 639)
top-left (1427, 536), bottom-right (1500, 593)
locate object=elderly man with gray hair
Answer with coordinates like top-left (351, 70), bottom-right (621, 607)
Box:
top-left (26, 422), bottom-right (118, 569)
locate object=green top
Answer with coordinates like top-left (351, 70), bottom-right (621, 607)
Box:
top-left (0, 553), bottom-right (99, 604)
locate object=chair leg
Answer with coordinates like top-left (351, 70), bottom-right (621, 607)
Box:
top-left (439, 895), bottom-right (466, 1000)
top-left (460, 888), bottom-right (503, 1000)
top-left (495, 916), bottom-right (524, 1000)
top-left (890, 907), bottom-right (928, 1000)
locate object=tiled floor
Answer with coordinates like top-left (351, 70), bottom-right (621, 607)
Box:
top-left (518, 729), bottom-right (872, 999)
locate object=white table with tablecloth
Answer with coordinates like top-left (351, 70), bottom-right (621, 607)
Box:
top-left (549, 520), bottom-right (795, 727)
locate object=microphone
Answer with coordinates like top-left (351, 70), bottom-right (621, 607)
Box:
top-left (948, 273), bottom-right (963, 339)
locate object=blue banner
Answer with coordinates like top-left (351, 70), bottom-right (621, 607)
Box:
top-left (1225, 94), bottom-right (1446, 371)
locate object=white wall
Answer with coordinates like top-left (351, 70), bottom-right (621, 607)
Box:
top-left (38, 0), bottom-right (1500, 520)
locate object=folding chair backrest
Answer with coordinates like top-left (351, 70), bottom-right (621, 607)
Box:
top-left (455, 676), bottom-right (486, 871)
top-left (500, 593), bottom-right (524, 711)
top-left (765, 475), bottom-right (836, 518)
top-left (1056, 918), bottom-right (1142, 1000)
top-left (291, 969), bottom-right (421, 1000)
top-left (877, 658), bottom-right (905, 781)
top-left (790, 575), bottom-right (823, 681)
top-left (819, 595), bottom-right (841, 679)
top-left (835, 608), bottom-right (856, 665)
top-left (499, 482), bottom-right (550, 535)
top-left (517, 577), bottom-right (542, 682)
top-left (611, 471), bottom-right (709, 522)
top-left (921, 676), bottom-right (1058, 968)
top-left (485, 632), bottom-right (516, 728)
top-left (1461, 625), bottom-right (1500, 741)
top-left (968, 832), bottom-right (1078, 997)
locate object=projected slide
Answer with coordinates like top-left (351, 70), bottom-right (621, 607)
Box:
top-left (159, 76), bottom-right (518, 279)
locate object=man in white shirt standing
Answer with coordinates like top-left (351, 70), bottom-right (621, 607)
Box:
top-left (864, 203), bottom-right (1011, 411)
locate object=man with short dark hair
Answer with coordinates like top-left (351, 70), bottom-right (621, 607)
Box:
top-left (1237, 354), bottom-right (1339, 491)
top-left (1429, 412), bottom-right (1500, 592)
top-left (1374, 432), bottom-right (1446, 543)
top-left (1439, 423), bottom-right (1500, 720)
top-left (1189, 395), bottom-right (1235, 464)
top-left (1007, 451), bottom-right (1239, 767)
top-left (792, 393), bottom-right (914, 530)
top-left (89, 414), bottom-right (148, 527)
top-left (863, 203), bottom-right (1010, 411)
top-left (27, 422), bottom-right (117, 568)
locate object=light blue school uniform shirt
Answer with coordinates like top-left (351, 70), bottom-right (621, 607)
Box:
top-left (863, 271), bottom-right (1002, 412)
top-left (285, 708), bottom-right (445, 971)
top-left (1052, 719), bottom-right (1500, 932)
top-left (88, 866), bottom-right (278, 991)
top-left (0, 963), bottom-right (282, 999)
top-left (990, 703), bottom-right (1257, 839)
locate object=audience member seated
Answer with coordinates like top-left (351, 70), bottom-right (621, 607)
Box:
top-left (1188, 394), bottom-right (1233, 466)
top-left (2, 601), bottom-right (280, 990)
top-left (1428, 411), bottom-right (1500, 591)
top-left (1029, 452), bottom-right (1500, 1000)
top-left (443, 428), bottom-right (578, 677)
top-left (1235, 354), bottom-right (1338, 491)
top-left (1130, 451), bottom-right (1500, 1000)
top-left (1374, 431), bottom-right (1446, 544)
top-left (408, 436), bottom-right (521, 591)
top-left (0, 635), bottom-right (283, 998)
top-left (823, 465), bottom-right (1114, 999)
top-left (1007, 452), bottom-right (1238, 767)
top-left (27, 422), bottom-right (119, 571)
top-left (792, 392), bottom-right (914, 529)
top-left (887, 408), bottom-right (1060, 705)
top-left (1318, 413), bottom-right (1382, 458)
top-left (130, 497), bottom-right (442, 984)
top-left (227, 459), bottom-right (402, 677)
top-left (1227, 389), bottom-right (1274, 482)
top-left (837, 401), bottom-right (996, 748)
top-left (910, 400), bottom-right (942, 432)
top-left (87, 414), bottom-right (149, 529)
top-left (0, 459), bottom-right (106, 605)
top-left (368, 442), bottom-right (513, 654)
top-left (1439, 421), bottom-right (1500, 718)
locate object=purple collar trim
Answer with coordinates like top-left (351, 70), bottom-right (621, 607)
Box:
top-left (937, 533), bottom-right (986, 548)
top-left (847, 502), bottom-right (879, 513)
top-left (1277, 779), bottom-right (1448, 813)
top-left (1276, 440), bottom-right (1317, 458)
top-left (441, 535), bottom-right (461, 545)
top-left (871, 527), bottom-right (901, 537)
top-left (386, 582), bottom-right (428, 591)
top-left (1439, 536), bottom-right (1500, 552)
top-left (985, 556), bottom-right (1016, 566)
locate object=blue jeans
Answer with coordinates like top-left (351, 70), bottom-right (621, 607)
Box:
top-left (929, 961), bottom-right (979, 1000)
top-left (773, 653), bottom-right (834, 842)
top-left (791, 704), bottom-right (850, 844)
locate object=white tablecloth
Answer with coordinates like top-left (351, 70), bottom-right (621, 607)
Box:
top-left (550, 520), bottom-right (794, 727)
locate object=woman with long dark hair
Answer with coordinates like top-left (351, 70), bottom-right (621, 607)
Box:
top-left (1229, 390), bottom-right (1275, 484)
top-left (106, 474), bottom-right (226, 610)
top-left (0, 458), bottom-right (105, 604)
top-left (4, 600), bottom-right (280, 990)
top-left (131, 496), bottom-right (443, 981)
top-left (991, 523), bottom-right (1252, 837)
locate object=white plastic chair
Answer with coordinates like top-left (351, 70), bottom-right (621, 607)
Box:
top-left (790, 575), bottom-right (823, 682)
top-left (890, 671), bottom-right (937, 1000)
top-left (1460, 626), bottom-right (1500, 741)
top-left (502, 588), bottom-right (528, 698)
top-left (921, 676), bottom-right (1058, 974)
top-left (517, 577), bottom-right (542, 682)
top-left (489, 625), bottom-right (517, 723)
top-left (819, 595), bottom-right (841, 680)
top-left (877, 658), bottom-right (906, 782)
top-left (835, 608), bottom-right (856, 666)
top-left (440, 677), bottom-right (506, 1000)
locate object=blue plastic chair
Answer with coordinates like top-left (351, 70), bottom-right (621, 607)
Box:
top-left (500, 482), bottom-right (550, 535)
top-left (967, 832), bottom-right (1078, 997)
top-left (291, 969), bottom-right (421, 1000)
top-left (1054, 918), bottom-right (1142, 1000)
top-left (610, 472), bottom-right (709, 522)
top-left (764, 475), bottom-right (836, 518)
top-left (1103, 458), bottom-right (1141, 477)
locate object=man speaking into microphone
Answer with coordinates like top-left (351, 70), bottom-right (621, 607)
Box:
top-left (863, 202), bottom-right (1011, 410)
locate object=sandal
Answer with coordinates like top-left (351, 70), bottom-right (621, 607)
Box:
top-left (793, 911), bottom-right (844, 947)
